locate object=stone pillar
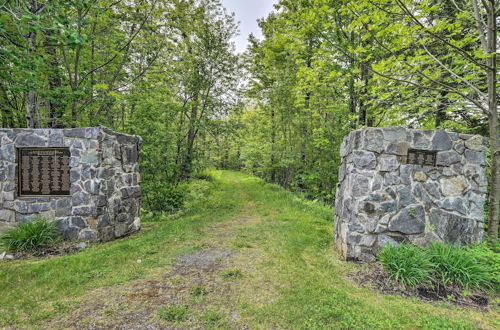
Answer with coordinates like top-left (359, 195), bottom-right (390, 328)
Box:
top-left (0, 126), bottom-right (142, 242)
top-left (334, 127), bottom-right (487, 261)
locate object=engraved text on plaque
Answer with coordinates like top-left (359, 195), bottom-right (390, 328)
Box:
top-left (18, 148), bottom-right (71, 196)
top-left (405, 149), bottom-right (437, 166)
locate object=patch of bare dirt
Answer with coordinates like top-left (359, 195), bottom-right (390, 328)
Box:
top-left (174, 249), bottom-right (232, 274)
top-left (43, 247), bottom-right (234, 329)
top-left (351, 262), bottom-right (490, 310)
top-left (4, 241), bottom-right (85, 260)
top-left (41, 200), bottom-right (259, 329)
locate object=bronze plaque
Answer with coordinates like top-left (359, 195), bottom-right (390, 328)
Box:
top-left (17, 148), bottom-right (71, 196)
top-left (405, 149), bottom-right (437, 166)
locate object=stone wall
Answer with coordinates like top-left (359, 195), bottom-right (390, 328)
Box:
top-left (334, 127), bottom-right (487, 261)
top-left (0, 126), bottom-right (141, 242)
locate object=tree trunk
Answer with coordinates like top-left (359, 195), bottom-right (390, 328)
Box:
top-left (44, 31), bottom-right (64, 128)
top-left (71, 8), bottom-right (83, 127)
top-left (359, 62), bottom-right (369, 126)
top-left (486, 0), bottom-right (499, 242)
top-left (270, 107), bottom-right (277, 182)
top-left (435, 91), bottom-right (448, 128)
top-left (182, 99), bottom-right (199, 179)
top-left (26, 1), bottom-right (38, 128)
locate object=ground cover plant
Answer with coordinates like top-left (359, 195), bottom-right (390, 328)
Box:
top-left (0, 217), bottom-right (59, 252)
top-left (0, 171), bottom-right (497, 329)
top-left (464, 242), bottom-right (500, 291)
top-left (378, 242), bottom-right (498, 303)
top-left (428, 242), bottom-right (493, 290)
top-left (378, 244), bottom-right (433, 290)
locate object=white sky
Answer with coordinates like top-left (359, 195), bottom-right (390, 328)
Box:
top-left (221, 0), bottom-right (278, 53)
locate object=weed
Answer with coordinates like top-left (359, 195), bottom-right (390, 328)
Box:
top-left (220, 268), bottom-right (243, 279)
top-left (101, 306), bottom-right (116, 316)
top-left (233, 241), bottom-right (252, 248)
top-left (157, 305), bottom-right (189, 322)
top-left (190, 284), bottom-right (208, 297)
top-left (200, 310), bottom-right (226, 328)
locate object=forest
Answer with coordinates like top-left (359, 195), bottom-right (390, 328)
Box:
top-left (0, 0), bottom-right (498, 240)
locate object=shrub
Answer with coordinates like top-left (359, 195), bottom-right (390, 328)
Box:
top-left (142, 181), bottom-right (186, 214)
top-left (0, 218), bottom-right (59, 251)
top-left (183, 179), bottom-right (211, 213)
top-left (378, 244), bottom-right (434, 290)
top-left (428, 242), bottom-right (493, 290)
top-left (191, 171), bottom-right (214, 182)
top-left (157, 305), bottom-right (189, 322)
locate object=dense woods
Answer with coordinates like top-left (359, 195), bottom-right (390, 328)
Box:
top-left (0, 0), bottom-right (498, 240)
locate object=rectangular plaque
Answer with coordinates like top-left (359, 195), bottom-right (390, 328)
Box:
top-left (405, 149), bottom-right (437, 166)
top-left (17, 148), bottom-right (71, 196)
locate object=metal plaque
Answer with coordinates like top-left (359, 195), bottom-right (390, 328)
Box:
top-left (17, 148), bottom-right (71, 196)
top-left (405, 149), bottom-right (437, 166)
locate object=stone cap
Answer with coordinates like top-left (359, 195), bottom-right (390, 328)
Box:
top-left (340, 126), bottom-right (488, 157)
top-left (99, 126), bottom-right (143, 148)
top-left (0, 126), bottom-right (142, 149)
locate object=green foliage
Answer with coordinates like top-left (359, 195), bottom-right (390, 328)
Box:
top-left (191, 171), bottom-right (214, 182)
top-left (0, 170), bottom-right (243, 327)
top-left (380, 242), bottom-right (497, 292)
top-left (428, 242), bottom-right (493, 290)
top-left (379, 244), bottom-right (433, 289)
top-left (183, 179), bottom-right (212, 214)
top-left (464, 242), bottom-right (500, 290)
top-left (0, 218), bottom-right (59, 252)
top-left (0, 0), bottom-right (241, 217)
top-left (157, 305), bottom-right (189, 322)
top-left (234, 0), bottom-right (494, 205)
top-left (142, 181), bottom-right (186, 214)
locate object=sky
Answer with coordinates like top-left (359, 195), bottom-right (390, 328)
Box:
top-left (221, 0), bottom-right (278, 53)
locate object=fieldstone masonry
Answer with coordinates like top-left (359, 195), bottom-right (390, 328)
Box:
top-left (0, 126), bottom-right (142, 242)
top-left (334, 127), bottom-right (487, 261)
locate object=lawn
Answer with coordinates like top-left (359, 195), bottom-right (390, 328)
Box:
top-left (0, 171), bottom-right (497, 329)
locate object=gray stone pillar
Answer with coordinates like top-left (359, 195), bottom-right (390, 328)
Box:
top-left (334, 127), bottom-right (487, 261)
top-left (0, 126), bottom-right (142, 242)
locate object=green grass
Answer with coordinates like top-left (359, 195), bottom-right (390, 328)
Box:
top-left (220, 267), bottom-right (243, 279)
top-left (0, 171), bottom-right (497, 329)
top-left (0, 171), bottom-right (242, 326)
top-left (200, 310), bottom-right (228, 328)
top-left (157, 305), bottom-right (189, 322)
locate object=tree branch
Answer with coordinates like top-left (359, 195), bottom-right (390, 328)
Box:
top-left (472, 0), bottom-right (488, 51)
top-left (395, 0), bottom-right (488, 69)
top-left (78, 0), bottom-right (158, 86)
top-left (315, 28), bottom-right (488, 115)
top-left (422, 43), bottom-right (485, 98)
